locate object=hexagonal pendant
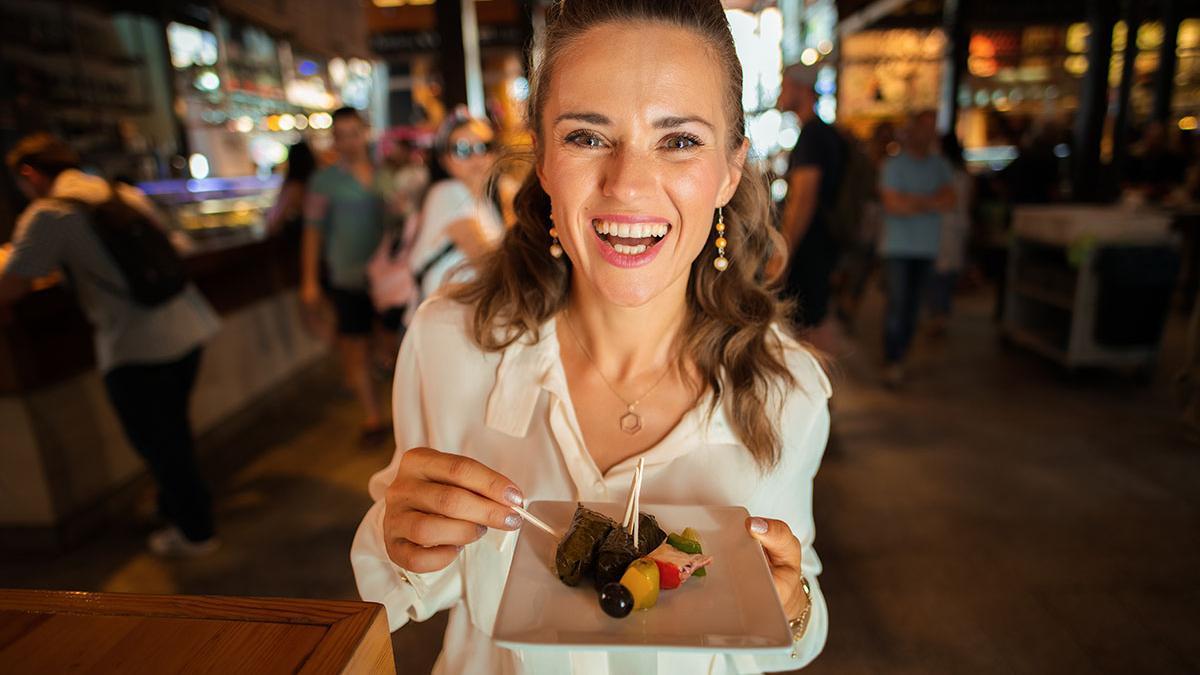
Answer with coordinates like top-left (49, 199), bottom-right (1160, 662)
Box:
top-left (619, 411), bottom-right (643, 434)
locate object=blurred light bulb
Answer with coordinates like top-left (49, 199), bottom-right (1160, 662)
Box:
top-left (188, 153), bottom-right (210, 179)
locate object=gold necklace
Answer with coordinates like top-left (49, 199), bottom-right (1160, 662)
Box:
top-left (562, 311), bottom-right (674, 435)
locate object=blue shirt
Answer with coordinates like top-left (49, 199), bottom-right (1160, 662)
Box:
top-left (880, 152), bottom-right (953, 259)
top-left (306, 165), bottom-right (386, 290)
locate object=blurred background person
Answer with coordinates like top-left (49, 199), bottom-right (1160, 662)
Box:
top-left (266, 140), bottom-right (318, 238)
top-left (1000, 121), bottom-right (1066, 205)
top-left (878, 111), bottom-right (955, 387)
top-left (777, 63), bottom-right (845, 352)
top-left (1125, 120), bottom-right (1187, 203)
top-left (404, 112), bottom-right (504, 317)
top-left (383, 139), bottom-right (431, 222)
top-left (926, 133), bottom-right (972, 336)
top-left (367, 139), bottom-right (432, 348)
top-left (302, 107), bottom-right (389, 445)
top-left (0, 133), bottom-right (220, 556)
top-left (834, 121), bottom-right (894, 333)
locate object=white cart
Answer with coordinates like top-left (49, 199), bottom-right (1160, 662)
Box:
top-left (1002, 205), bottom-right (1178, 370)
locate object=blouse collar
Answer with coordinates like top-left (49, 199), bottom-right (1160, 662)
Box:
top-left (483, 318), bottom-right (742, 455)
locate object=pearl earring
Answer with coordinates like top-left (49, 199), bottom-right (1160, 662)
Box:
top-left (548, 213), bottom-right (563, 258)
top-left (713, 207), bottom-right (729, 272)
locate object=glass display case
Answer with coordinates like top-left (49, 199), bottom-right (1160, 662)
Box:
top-left (138, 175), bottom-right (281, 251)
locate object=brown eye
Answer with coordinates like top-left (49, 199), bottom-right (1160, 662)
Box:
top-left (566, 131), bottom-right (605, 149)
top-left (664, 134), bottom-right (701, 150)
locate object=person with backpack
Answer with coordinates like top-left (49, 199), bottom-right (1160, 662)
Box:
top-left (777, 63), bottom-right (845, 351)
top-left (0, 133), bottom-right (221, 556)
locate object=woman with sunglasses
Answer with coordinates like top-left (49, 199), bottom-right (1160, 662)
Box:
top-left (405, 114), bottom-right (505, 307)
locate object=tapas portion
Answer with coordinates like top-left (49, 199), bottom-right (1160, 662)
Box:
top-left (552, 459), bottom-right (713, 618)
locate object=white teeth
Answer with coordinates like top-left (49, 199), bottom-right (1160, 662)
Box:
top-left (592, 220), bottom-right (670, 239)
top-left (613, 243), bottom-right (649, 255)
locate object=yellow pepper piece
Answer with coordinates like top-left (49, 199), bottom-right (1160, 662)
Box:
top-left (619, 558), bottom-right (660, 610)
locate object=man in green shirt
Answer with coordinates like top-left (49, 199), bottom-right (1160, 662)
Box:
top-left (303, 107), bottom-right (388, 443)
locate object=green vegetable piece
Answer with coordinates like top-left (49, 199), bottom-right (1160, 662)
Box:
top-left (667, 532), bottom-right (702, 554)
top-left (677, 528), bottom-right (707, 577)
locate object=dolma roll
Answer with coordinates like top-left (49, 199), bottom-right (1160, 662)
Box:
top-left (555, 504), bottom-right (615, 586)
top-left (592, 527), bottom-right (639, 590)
top-left (636, 511), bottom-right (667, 555)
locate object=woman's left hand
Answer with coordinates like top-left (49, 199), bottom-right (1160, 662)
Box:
top-left (746, 516), bottom-right (808, 619)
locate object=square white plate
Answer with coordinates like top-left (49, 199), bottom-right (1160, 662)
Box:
top-left (492, 500), bottom-right (793, 654)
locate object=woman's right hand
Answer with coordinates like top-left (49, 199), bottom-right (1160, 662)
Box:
top-left (384, 447), bottom-right (526, 573)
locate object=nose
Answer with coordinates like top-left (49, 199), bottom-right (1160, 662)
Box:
top-left (601, 146), bottom-right (655, 203)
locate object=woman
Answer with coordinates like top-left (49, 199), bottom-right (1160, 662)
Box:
top-left (405, 113), bottom-right (506, 309)
top-left (267, 140), bottom-right (318, 237)
top-left (926, 133), bottom-right (972, 334)
top-left (351, 2), bottom-right (831, 673)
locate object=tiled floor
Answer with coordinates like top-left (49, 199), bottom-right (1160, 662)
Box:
top-left (1, 289), bottom-right (1196, 674)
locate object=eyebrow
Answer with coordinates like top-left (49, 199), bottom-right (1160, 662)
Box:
top-left (554, 111), bottom-right (715, 131)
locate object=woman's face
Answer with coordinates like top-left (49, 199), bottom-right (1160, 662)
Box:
top-left (441, 120), bottom-right (496, 189)
top-left (537, 22), bottom-right (747, 308)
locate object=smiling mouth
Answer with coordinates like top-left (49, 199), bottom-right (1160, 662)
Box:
top-left (592, 219), bottom-right (671, 256)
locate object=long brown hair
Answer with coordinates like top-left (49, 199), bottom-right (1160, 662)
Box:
top-left (452, 0), bottom-right (798, 469)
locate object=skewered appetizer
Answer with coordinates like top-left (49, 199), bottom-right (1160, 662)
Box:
top-left (551, 459), bottom-right (713, 619)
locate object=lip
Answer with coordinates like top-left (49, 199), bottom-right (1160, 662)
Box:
top-left (591, 213), bottom-right (671, 224)
top-left (590, 222), bottom-right (667, 269)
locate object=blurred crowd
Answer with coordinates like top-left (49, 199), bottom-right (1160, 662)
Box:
top-left (774, 64), bottom-right (1196, 389)
top-left (3, 62), bottom-right (1197, 556)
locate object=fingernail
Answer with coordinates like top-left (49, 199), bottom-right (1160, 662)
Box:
top-left (504, 514), bottom-right (522, 529)
top-left (503, 487), bottom-right (524, 506)
top-left (750, 517), bottom-right (768, 534)
top-left (477, 524), bottom-right (488, 537)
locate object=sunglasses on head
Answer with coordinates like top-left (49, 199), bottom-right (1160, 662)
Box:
top-left (449, 139), bottom-right (493, 159)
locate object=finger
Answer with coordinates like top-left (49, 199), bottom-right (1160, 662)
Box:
top-left (393, 511), bottom-right (488, 547)
top-left (404, 481), bottom-right (523, 531)
top-left (746, 516), bottom-right (802, 570)
top-left (386, 538), bottom-right (461, 574)
top-left (407, 448), bottom-right (525, 508)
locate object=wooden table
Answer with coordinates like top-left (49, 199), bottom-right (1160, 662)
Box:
top-left (0, 590), bottom-right (394, 674)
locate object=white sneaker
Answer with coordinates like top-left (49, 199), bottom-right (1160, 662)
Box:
top-left (147, 526), bottom-right (220, 558)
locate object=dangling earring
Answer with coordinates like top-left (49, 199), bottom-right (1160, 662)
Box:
top-left (548, 213), bottom-right (563, 258)
top-left (713, 207), bottom-right (729, 272)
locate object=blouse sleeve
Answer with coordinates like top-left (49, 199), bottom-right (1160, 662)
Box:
top-left (350, 309), bottom-right (465, 631)
top-left (738, 348), bottom-right (832, 672)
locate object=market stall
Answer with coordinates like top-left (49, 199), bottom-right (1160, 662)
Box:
top-left (1002, 205), bottom-right (1180, 370)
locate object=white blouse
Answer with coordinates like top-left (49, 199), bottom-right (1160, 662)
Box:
top-left (408, 179), bottom-right (505, 301)
top-left (351, 297), bottom-right (832, 674)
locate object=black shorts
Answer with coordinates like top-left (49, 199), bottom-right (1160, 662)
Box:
top-left (328, 288), bottom-right (376, 336)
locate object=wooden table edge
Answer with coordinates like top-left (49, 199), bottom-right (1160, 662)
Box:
top-left (0, 589), bottom-right (383, 627)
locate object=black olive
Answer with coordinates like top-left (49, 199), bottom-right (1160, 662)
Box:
top-left (598, 582), bottom-right (634, 618)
